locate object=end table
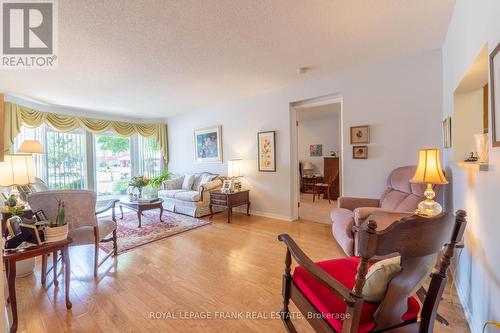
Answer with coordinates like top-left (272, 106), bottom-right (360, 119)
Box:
top-left (209, 190), bottom-right (250, 223)
top-left (3, 237), bottom-right (73, 333)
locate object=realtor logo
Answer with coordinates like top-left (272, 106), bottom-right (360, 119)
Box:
top-left (1, 0), bottom-right (58, 68)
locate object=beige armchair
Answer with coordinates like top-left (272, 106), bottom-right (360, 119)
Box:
top-left (331, 166), bottom-right (442, 256)
top-left (28, 190), bottom-right (117, 277)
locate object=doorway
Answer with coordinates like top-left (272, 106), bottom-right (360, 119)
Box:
top-left (290, 95), bottom-right (343, 223)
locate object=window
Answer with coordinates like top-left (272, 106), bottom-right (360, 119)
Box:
top-left (13, 125), bottom-right (87, 189)
top-left (94, 133), bottom-right (131, 196)
top-left (13, 126), bottom-right (163, 197)
top-left (138, 135), bottom-right (162, 178)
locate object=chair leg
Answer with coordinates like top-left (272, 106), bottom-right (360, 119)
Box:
top-left (327, 185), bottom-right (331, 204)
top-left (93, 227), bottom-right (99, 278)
top-left (312, 191), bottom-right (316, 202)
top-left (281, 249), bottom-right (297, 333)
top-left (112, 229), bottom-right (118, 256)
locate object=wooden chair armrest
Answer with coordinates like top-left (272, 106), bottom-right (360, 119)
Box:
top-left (95, 199), bottom-right (119, 216)
top-left (278, 233), bottom-right (356, 306)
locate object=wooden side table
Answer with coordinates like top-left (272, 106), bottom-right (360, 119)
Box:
top-left (209, 190), bottom-right (250, 223)
top-left (3, 237), bottom-right (73, 333)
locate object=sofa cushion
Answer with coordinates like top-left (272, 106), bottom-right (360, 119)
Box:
top-left (192, 173), bottom-right (216, 191)
top-left (182, 174), bottom-right (196, 190)
top-left (293, 257), bottom-right (420, 333)
top-left (158, 189), bottom-right (185, 199)
top-left (174, 190), bottom-right (201, 202)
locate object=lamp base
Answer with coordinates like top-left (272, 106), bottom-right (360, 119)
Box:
top-left (415, 183), bottom-right (442, 217)
top-left (416, 199), bottom-right (443, 217)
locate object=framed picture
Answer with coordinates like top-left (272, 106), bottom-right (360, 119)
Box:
top-left (222, 179), bottom-right (233, 193)
top-left (6, 216), bottom-right (22, 239)
top-left (20, 223), bottom-right (43, 245)
top-left (350, 125), bottom-right (370, 144)
top-left (443, 117), bottom-right (452, 148)
top-left (309, 144), bottom-right (323, 157)
top-left (353, 146), bottom-right (368, 159)
top-left (258, 131), bottom-right (276, 172)
top-left (194, 126), bottom-right (223, 163)
top-left (490, 43), bottom-right (500, 146)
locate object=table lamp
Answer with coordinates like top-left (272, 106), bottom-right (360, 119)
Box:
top-left (17, 140), bottom-right (43, 154)
top-left (410, 148), bottom-right (448, 216)
top-left (228, 159), bottom-right (244, 191)
top-left (0, 154), bottom-right (36, 203)
top-left (303, 161), bottom-right (314, 175)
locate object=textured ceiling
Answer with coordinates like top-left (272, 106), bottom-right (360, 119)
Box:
top-left (0, 0), bottom-right (455, 119)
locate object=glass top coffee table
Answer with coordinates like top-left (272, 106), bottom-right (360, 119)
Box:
top-left (119, 198), bottom-right (164, 228)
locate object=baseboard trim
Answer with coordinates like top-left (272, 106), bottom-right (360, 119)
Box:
top-left (250, 210), bottom-right (294, 221)
top-left (231, 206), bottom-right (293, 221)
top-left (455, 276), bottom-right (479, 333)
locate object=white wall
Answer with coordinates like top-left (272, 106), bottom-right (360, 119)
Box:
top-left (167, 50), bottom-right (443, 220)
top-left (453, 88), bottom-right (484, 162)
top-left (298, 110), bottom-right (339, 174)
top-left (443, 1), bottom-right (500, 332)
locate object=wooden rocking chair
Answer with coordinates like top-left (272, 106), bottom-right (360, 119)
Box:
top-left (278, 210), bottom-right (467, 333)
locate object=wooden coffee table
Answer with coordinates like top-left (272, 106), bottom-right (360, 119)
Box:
top-left (119, 198), bottom-right (164, 228)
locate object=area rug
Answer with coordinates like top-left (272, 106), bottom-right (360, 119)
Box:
top-left (99, 211), bottom-right (211, 254)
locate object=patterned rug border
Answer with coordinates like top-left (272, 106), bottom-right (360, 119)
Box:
top-left (99, 211), bottom-right (212, 255)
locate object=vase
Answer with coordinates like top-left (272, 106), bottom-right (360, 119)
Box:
top-left (138, 187), bottom-right (143, 198)
top-left (474, 133), bottom-right (489, 163)
top-left (45, 224), bottom-right (69, 243)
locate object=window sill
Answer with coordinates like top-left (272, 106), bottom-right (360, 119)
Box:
top-left (456, 162), bottom-right (489, 171)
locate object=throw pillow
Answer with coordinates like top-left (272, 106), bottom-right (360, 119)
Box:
top-left (358, 256), bottom-right (401, 302)
top-left (197, 174), bottom-right (214, 190)
top-left (182, 174), bottom-right (195, 190)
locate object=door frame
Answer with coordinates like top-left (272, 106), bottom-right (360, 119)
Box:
top-left (289, 94), bottom-right (344, 221)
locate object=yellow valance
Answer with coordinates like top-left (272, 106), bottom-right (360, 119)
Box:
top-left (3, 102), bottom-right (168, 162)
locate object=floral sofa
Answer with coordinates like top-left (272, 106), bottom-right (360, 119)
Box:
top-left (158, 173), bottom-right (224, 217)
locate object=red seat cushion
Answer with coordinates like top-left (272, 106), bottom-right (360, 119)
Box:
top-left (293, 257), bottom-right (420, 333)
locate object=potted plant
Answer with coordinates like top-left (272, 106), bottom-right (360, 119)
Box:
top-left (145, 171), bottom-right (173, 198)
top-left (44, 199), bottom-right (68, 243)
top-left (149, 171), bottom-right (173, 189)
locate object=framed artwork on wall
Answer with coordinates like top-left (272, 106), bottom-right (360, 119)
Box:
top-left (350, 125), bottom-right (370, 144)
top-left (353, 146), bottom-right (368, 159)
top-left (194, 126), bottom-right (223, 163)
top-left (443, 117), bottom-right (452, 148)
top-left (258, 131), bottom-right (276, 172)
top-left (309, 144), bottom-right (323, 157)
top-left (490, 43), bottom-right (500, 146)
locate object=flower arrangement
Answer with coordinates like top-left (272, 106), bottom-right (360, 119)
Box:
top-left (129, 176), bottom-right (150, 198)
top-left (129, 175), bottom-right (150, 188)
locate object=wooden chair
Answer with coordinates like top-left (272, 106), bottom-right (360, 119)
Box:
top-left (313, 171), bottom-right (339, 204)
top-left (278, 210), bottom-right (467, 333)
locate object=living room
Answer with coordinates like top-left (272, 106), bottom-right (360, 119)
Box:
top-left (0, 1), bottom-right (499, 333)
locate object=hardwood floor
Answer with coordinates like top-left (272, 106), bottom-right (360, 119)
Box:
top-left (299, 192), bottom-right (335, 224)
top-left (7, 212), bottom-right (469, 333)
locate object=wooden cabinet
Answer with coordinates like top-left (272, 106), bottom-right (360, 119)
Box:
top-left (324, 157), bottom-right (340, 200)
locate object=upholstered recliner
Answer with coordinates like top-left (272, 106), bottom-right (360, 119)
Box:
top-left (331, 166), bottom-right (441, 256)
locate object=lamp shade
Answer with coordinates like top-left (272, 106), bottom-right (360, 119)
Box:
top-left (303, 161), bottom-right (315, 170)
top-left (228, 159), bottom-right (244, 178)
top-left (18, 140), bottom-right (43, 154)
top-left (0, 154), bottom-right (36, 187)
top-left (410, 148), bottom-right (448, 185)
